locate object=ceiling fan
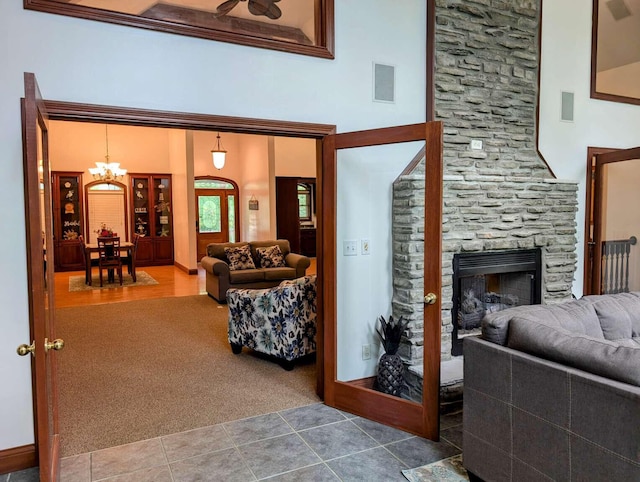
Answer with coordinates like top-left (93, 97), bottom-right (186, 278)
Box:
top-left (216, 0), bottom-right (282, 20)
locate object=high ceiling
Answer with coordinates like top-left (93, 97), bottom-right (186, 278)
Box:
top-left (597, 0), bottom-right (640, 72)
top-left (71, 0), bottom-right (314, 29)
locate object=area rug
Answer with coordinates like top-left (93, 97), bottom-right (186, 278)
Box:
top-left (402, 454), bottom-right (468, 481)
top-left (68, 271), bottom-right (158, 291)
top-left (56, 295), bottom-right (318, 456)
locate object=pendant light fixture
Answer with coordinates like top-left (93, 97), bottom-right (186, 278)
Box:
top-left (211, 132), bottom-right (227, 170)
top-left (88, 124), bottom-right (127, 182)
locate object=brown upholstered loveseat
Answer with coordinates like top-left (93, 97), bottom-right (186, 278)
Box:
top-left (200, 239), bottom-right (310, 302)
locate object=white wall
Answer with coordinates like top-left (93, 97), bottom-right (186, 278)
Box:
top-left (0, 0), bottom-right (426, 451)
top-left (538, 0), bottom-right (640, 297)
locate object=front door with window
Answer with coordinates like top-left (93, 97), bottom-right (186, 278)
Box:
top-left (195, 179), bottom-right (239, 261)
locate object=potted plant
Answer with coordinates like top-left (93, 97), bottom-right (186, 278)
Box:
top-left (375, 314), bottom-right (410, 396)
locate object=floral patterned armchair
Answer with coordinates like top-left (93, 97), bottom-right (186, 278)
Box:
top-left (227, 275), bottom-right (317, 370)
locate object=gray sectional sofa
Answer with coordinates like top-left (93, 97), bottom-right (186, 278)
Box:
top-left (463, 292), bottom-right (640, 481)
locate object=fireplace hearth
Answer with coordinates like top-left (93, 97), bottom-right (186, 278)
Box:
top-left (451, 249), bottom-right (541, 355)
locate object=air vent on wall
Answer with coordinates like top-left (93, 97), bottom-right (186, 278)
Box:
top-left (373, 63), bottom-right (395, 103)
top-left (607, 0), bottom-right (632, 21)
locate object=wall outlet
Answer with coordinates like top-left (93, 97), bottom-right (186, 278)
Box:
top-left (361, 239), bottom-right (370, 255)
top-left (470, 139), bottom-right (483, 150)
top-left (362, 344), bottom-right (371, 360)
top-left (343, 239), bottom-right (357, 256)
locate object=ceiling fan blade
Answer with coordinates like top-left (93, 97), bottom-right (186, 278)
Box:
top-left (216, 0), bottom-right (241, 17)
top-left (248, 0), bottom-right (282, 19)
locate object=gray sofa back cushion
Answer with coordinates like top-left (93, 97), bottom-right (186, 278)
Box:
top-left (483, 302), bottom-right (604, 346)
top-left (581, 292), bottom-right (640, 338)
top-left (507, 316), bottom-right (640, 387)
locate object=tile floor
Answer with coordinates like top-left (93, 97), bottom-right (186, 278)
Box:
top-left (4, 403), bottom-right (463, 481)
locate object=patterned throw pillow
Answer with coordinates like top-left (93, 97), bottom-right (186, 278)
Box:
top-left (256, 245), bottom-right (286, 268)
top-left (224, 245), bottom-right (256, 270)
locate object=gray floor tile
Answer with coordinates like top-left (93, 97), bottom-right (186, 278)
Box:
top-left (327, 446), bottom-right (408, 481)
top-left (442, 424), bottom-right (463, 450)
top-left (279, 403), bottom-right (346, 430)
top-left (259, 463), bottom-right (340, 481)
top-left (60, 453), bottom-right (90, 482)
top-left (386, 436), bottom-right (460, 468)
top-left (440, 410), bottom-right (463, 430)
top-left (299, 420), bottom-right (379, 460)
top-left (224, 412), bottom-right (292, 445)
top-left (162, 424), bottom-right (234, 462)
top-left (170, 447), bottom-right (256, 482)
top-left (352, 417), bottom-right (414, 444)
top-left (97, 465), bottom-right (173, 482)
top-left (238, 433), bottom-right (321, 479)
top-left (0, 475), bottom-right (6, 482)
top-left (91, 438), bottom-right (167, 481)
top-left (338, 409), bottom-right (359, 419)
top-left (5, 467), bottom-right (39, 482)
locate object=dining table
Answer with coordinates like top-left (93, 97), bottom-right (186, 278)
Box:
top-left (85, 240), bottom-right (135, 286)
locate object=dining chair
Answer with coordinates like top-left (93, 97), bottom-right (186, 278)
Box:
top-left (124, 234), bottom-right (140, 282)
top-left (97, 236), bottom-right (123, 286)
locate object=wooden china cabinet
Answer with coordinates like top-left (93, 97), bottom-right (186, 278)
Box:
top-left (129, 174), bottom-right (174, 266)
top-left (52, 171), bottom-right (85, 271)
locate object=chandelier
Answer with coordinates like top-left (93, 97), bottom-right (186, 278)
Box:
top-left (89, 124), bottom-right (127, 182)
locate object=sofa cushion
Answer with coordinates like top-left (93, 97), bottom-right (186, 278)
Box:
top-left (225, 245), bottom-right (256, 270)
top-left (263, 267), bottom-right (297, 281)
top-left (207, 242), bottom-right (249, 262)
top-left (507, 316), bottom-right (640, 387)
top-left (482, 302), bottom-right (603, 346)
top-left (229, 269), bottom-right (265, 283)
top-left (582, 292), bottom-right (640, 338)
top-left (256, 245), bottom-right (286, 268)
top-left (250, 240), bottom-right (291, 262)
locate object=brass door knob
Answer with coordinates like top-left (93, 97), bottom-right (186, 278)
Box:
top-left (44, 338), bottom-right (65, 353)
top-left (17, 341), bottom-right (35, 357)
top-left (424, 293), bottom-right (437, 305)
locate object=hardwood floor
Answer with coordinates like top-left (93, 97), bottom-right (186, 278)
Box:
top-left (55, 258), bottom-right (318, 308)
top-left (54, 265), bottom-right (207, 308)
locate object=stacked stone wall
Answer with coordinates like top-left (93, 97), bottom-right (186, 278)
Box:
top-left (392, 0), bottom-right (578, 368)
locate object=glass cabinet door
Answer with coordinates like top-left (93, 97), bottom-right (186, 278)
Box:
top-left (132, 177), bottom-right (150, 237)
top-left (154, 176), bottom-right (171, 238)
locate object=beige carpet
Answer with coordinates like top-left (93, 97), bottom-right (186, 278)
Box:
top-left (68, 271), bottom-right (158, 291)
top-left (56, 295), bottom-right (319, 456)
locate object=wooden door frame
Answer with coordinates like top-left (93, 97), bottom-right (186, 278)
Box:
top-left (41, 98), bottom-right (334, 409)
top-left (23, 73), bottom-right (60, 480)
top-left (589, 146), bottom-right (640, 294)
top-left (321, 121), bottom-right (443, 440)
top-left (583, 147), bottom-right (617, 294)
top-left (195, 175), bottom-right (240, 245)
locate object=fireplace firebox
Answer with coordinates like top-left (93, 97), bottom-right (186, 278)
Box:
top-left (451, 249), bottom-right (542, 356)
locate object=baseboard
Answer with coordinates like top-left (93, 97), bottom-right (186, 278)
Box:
top-left (0, 444), bottom-right (37, 475)
top-left (175, 262), bottom-right (197, 275)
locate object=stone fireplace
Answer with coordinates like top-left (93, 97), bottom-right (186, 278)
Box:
top-left (392, 0), bottom-right (578, 394)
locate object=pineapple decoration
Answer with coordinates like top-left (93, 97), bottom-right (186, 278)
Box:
top-left (375, 314), bottom-right (410, 396)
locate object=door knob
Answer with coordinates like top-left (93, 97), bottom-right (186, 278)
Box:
top-left (424, 293), bottom-right (437, 305)
top-left (44, 338), bottom-right (65, 353)
top-left (17, 341), bottom-right (35, 357)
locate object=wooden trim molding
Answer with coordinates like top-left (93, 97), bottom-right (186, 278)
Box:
top-left (43, 101), bottom-right (335, 138)
top-left (174, 262), bottom-right (197, 275)
top-left (590, 0), bottom-right (640, 107)
top-left (0, 444), bottom-right (37, 476)
top-left (24, 0), bottom-right (335, 59)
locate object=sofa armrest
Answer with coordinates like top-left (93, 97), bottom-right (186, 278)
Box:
top-left (201, 256), bottom-right (230, 277)
top-left (463, 336), bottom-right (640, 481)
top-left (285, 253), bottom-right (310, 277)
